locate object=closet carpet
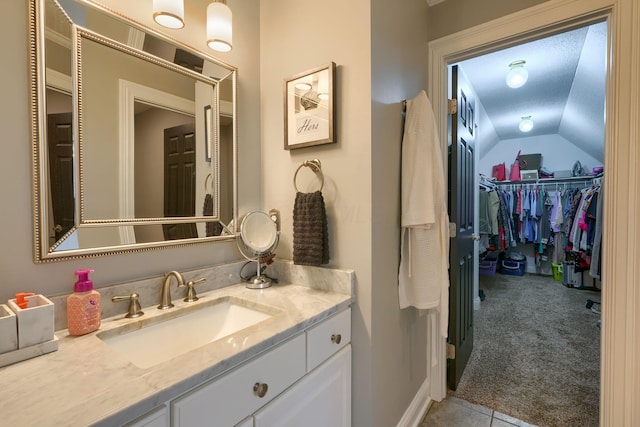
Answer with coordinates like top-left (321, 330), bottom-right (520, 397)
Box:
top-left (452, 272), bottom-right (601, 427)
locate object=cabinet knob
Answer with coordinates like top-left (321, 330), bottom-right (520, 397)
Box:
top-left (331, 334), bottom-right (342, 344)
top-left (253, 382), bottom-right (268, 398)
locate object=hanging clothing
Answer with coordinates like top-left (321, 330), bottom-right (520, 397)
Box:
top-left (398, 90), bottom-right (450, 338)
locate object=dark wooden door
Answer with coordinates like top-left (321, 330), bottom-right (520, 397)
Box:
top-left (47, 112), bottom-right (74, 243)
top-left (163, 123), bottom-right (197, 240)
top-left (448, 65), bottom-right (476, 390)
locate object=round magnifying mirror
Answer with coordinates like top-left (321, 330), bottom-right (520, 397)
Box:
top-left (237, 211), bottom-right (279, 289)
top-left (241, 212), bottom-right (278, 255)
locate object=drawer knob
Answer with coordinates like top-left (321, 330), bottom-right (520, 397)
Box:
top-left (331, 334), bottom-right (342, 344)
top-left (253, 382), bottom-right (269, 398)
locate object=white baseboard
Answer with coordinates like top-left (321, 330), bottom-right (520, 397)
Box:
top-left (396, 378), bottom-right (432, 427)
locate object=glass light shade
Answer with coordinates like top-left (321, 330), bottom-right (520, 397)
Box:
top-left (519, 117), bottom-right (534, 132)
top-left (153, 0), bottom-right (184, 29)
top-left (506, 65), bottom-right (528, 88)
top-left (207, 2), bottom-right (232, 52)
top-left (294, 82), bottom-right (312, 91)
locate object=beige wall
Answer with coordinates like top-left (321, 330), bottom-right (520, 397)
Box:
top-left (370, 0), bottom-right (431, 424)
top-left (427, 0), bottom-right (550, 40)
top-left (259, 2), bottom-right (373, 425)
top-left (260, 0), bottom-right (431, 425)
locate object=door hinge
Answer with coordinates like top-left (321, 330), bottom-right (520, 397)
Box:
top-left (448, 99), bottom-right (457, 115)
top-left (446, 343), bottom-right (456, 359)
top-left (449, 223), bottom-right (457, 238)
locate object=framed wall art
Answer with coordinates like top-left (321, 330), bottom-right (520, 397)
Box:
top-left (284, 62), bottom-right (336, 150)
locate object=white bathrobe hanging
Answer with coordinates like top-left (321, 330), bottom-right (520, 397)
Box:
top-left (398, 90), bottom-right (451, 338)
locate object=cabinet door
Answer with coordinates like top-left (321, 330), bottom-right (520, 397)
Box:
top-left (254, 345), bottom-right (351, 427)
top-left (125, 405), bottom-right (169, 427)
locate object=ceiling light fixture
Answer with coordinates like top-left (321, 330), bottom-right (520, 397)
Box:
top-left (207, 0), bottom-right (233, 52)
top-left (153, 0), bottom-right (185, 29)
top-left (152, 0), bottom-right (233, 53)
top-left (294, 82), bottom-right (312, 91)
top-left (519, 116), bottom-right (534, 132)
top-left (506, 60), bottom-right (528, 89)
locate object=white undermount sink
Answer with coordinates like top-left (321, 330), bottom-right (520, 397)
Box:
top-left (97, 297), bottom-right (277, 368)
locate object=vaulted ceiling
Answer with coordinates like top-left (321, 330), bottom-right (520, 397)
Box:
top-left (459, 21), bottom-right (607, 161)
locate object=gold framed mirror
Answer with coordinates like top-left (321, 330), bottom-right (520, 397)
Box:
top-left (30, 0), bottom-right (237, 262)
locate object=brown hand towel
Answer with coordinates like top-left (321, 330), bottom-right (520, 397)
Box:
top-left (203, 193), bottom-right (222, 236)
top-left (293, 191), bottom-right (329, 266)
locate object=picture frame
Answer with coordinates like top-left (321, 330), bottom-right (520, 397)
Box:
top-left (204, 104), bottom-right (212, 162)
top-left (284, 62), bottom-right (336, 150)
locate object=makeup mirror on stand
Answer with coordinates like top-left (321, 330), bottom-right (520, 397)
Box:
top-left (237, 211), bottom-right (279, 289)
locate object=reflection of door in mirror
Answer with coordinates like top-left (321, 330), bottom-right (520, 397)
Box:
top-left (132, 103), bottom-right (196, 243)
top-left (46, 89), bottom-right (74, 244)
top-left (162, 123), bottom-right (197, 240)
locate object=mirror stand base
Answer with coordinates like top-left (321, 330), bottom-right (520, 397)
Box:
top-left (246, 276), bottom-right (272, 290)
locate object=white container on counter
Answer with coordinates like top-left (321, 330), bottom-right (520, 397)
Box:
top-left (0, 304), bottom-right (18, 354)
top-left (7, 295), bottom-right (54, 348)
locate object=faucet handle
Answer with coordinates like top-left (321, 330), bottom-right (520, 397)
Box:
top-left (112, 293), bottom-right (144, 318)
top-left (180, 278), bottom-right (206, 302)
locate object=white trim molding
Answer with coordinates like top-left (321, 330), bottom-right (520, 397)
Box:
top-left (396, 378), bottom-right (431, 427)
top-left (118, 79), bottom-right (195, 243)
top-left (427, 0), bottom-right (640, 425)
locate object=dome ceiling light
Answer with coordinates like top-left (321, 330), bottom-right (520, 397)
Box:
top-left (519, 116), bottom-right (534, 132)
top-left (506, 60), bottom-right (528, 88)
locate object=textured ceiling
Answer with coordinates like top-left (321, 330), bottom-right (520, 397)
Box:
top-left (459, 21), bottom-right (607, 161)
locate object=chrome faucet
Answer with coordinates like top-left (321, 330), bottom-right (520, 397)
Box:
top-left (158, 271), bottom-right (185, 310)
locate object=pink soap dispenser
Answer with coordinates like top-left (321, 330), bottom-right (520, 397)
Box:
top-left (67, 269), bottom-right (101, 336)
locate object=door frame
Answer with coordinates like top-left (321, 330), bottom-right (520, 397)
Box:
top-left (427, 0), bottom-right (640, 424)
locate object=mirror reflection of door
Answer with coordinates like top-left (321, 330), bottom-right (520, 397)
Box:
top-left (46, 88), bottom-right (74, 243)
top-left (163, 123), bottom-right (197, 240)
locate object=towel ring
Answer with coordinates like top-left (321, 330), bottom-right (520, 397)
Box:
top-left (293, 159), bottom-right (324, 192)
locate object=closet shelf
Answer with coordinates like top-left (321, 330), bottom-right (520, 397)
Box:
top-left (492, 173), bottom-right (603, 186)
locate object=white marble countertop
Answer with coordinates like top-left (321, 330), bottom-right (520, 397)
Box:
top-left (0, 281), bottom-right (353, 426)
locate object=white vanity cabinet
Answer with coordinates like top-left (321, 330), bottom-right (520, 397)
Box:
top-left (171, 307), bottom-right (351, 427)
top-left (125, 405), bottom-right (169, 427)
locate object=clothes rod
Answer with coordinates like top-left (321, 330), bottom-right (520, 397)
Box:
top-left (492, 174), bottom-right (603, 186)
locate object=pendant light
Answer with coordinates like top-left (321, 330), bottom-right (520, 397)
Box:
top-left (506, 60), bottom-right (528, 89)
top-left (519, 116), bottom-right (534, 132)
top-left (207, 0), bottom-right (233, 52)
top-left (153, 0), bottom-right (185, 29)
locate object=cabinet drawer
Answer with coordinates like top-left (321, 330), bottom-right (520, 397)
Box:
top-left (172, 334), bottom-right (306, 427)
top-left (306, 308), bottom-right (351, 371)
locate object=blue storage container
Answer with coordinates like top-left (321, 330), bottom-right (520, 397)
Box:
top-left (499, 259), bottom-right (526, 276)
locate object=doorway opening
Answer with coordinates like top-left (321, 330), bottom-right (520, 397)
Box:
top-left (445, 18), bottom-right (606, 427)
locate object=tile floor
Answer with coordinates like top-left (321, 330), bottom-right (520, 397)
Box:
top-left (420, 396), bottom-right (538, 427)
